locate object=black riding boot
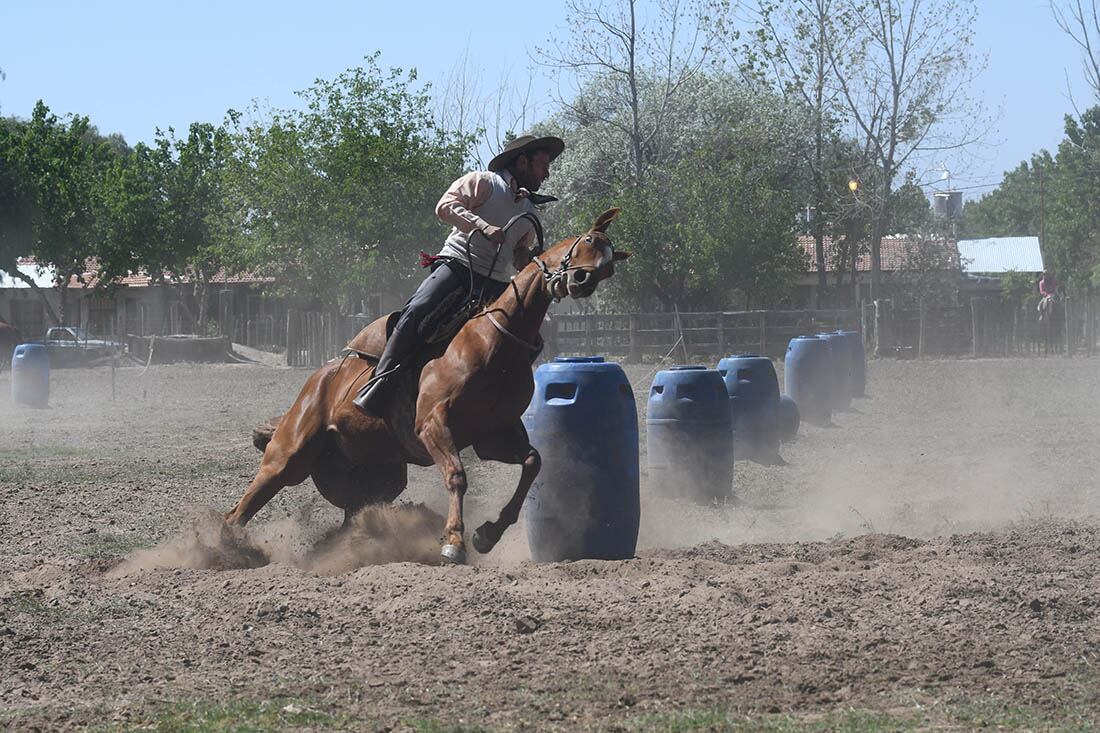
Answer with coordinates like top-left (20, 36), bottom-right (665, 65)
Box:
top-left (352, 367), bottom-right (395, 413)
top-left (352, 261), bottom-right (472, 415)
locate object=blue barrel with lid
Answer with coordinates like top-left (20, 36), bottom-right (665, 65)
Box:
top-left (777, 394), bottom-right (800, 442)
top-left (647, 366), bottom-right (733, 503)
top-left (11, 343), bottom-right (50, 408)
top-left (834, 330), bottom-right (867, 397)
top-left (816, 332), bottom-right (852, 411)
top-left (784, 336), bottom-right (831, 425)
top-left (523, 357), bottom-right (639, 562)
top-left (717, 354), bottom-right (780, 463)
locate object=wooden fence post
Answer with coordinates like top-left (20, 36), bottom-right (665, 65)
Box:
top-left (971, 298), bottom-right (981, 357)
top-left (1065, 295), bottom-right (1073, 357)
top-left (716, 313), bottom-right (726, 357)
top-left (672, 306), bottom-right (689, 363)
top-left (759, 312), bottom-right (767, 356)
top-left (285, 310), bottom-right (295, 367)
top-left (543, 316), bottom-right (558, 360)
top-left (873, 300), bottom-right (886, 357)
top-left (1082, 290), bottom-right (1091, 354)
top-left (628, 314), bottom-right (640, 363)
top-left (918, 298), bottom-right (926, 358)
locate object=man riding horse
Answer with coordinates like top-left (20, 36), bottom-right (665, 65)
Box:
top-left (353, 134), bottom-right (565, 413)
top-left (227, 164), bottom-right (629, 563)
top-left (1037, 269), bottom-right (1061, 321)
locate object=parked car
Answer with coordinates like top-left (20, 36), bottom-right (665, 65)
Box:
top-left (40, 326), bottom-right (126, 365)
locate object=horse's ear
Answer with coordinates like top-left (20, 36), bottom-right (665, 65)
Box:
top-left (613, 249), bottom-right (632, 261)
top-left (591, 207), bottom-right (621, 233)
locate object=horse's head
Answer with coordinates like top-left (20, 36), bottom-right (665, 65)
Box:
top-left (536, 208), bottom-right (630, 300)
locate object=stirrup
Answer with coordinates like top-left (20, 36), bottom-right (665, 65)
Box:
top-left (352, 373), bottom-right (390, 413)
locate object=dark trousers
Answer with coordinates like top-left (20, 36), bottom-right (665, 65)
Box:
top-left (375, 259), bottom-right (508, 375)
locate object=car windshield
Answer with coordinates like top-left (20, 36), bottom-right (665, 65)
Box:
top-left (68, 327), bottom-right (90, 341)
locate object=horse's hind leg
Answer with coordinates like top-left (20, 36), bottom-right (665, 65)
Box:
top-left (469, 422), bottom-right (540, 555)
top-left (226, 378), bottom-right (328, 526)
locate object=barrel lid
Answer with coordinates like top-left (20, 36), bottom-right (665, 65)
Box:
top-left (668, 365), bottom-right (706, 371)
top-left (553, 356), bottom-right (605, 363)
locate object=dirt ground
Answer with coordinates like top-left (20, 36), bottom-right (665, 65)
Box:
top-left (1, 354), bottom-right (1099, 731)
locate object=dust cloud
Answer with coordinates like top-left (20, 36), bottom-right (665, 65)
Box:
top-left (629, 358), bottom-right (1100, 551)
top-left (111, 503), bottom-right (446, 577)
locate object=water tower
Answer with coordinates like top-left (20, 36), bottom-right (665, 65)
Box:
top-left (933, 190), bottom-right (963, 239)
top-left (933, 190), bottom-right (963, 219)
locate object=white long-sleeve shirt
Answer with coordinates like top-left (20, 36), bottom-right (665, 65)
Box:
top-left (435, 169), bottom-right (537, 282)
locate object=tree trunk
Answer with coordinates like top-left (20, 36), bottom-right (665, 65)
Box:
top-left (626, 0), bottom-right (643, 187)
top-left (57, 282), bottom-right (70, 326)
top-left (8, 269), bottom-right (62, 326)
top-left (195, 273), bottom-right (210, 335)
top-left (870, 214), bottom-right (884, 302)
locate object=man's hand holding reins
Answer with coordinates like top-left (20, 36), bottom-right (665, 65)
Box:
top-left (480, 224), bottom-right (507, 245)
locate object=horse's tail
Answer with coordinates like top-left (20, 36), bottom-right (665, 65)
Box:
top-left (252, 415), bottom-right (284, 452)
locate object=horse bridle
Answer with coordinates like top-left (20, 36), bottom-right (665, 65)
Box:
top-left (534, 232), bottom-right (611, 303)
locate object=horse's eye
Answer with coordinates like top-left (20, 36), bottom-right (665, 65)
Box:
top-left (584, 236), bottom-right (593, 244)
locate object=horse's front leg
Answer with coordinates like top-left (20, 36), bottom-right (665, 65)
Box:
top-left (417, 403), bottom-right (469, 564)
top-left (470, 423), bottom-right (541, 555)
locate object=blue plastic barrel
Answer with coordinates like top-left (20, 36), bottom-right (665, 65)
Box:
top-left (11, 343), bottom-right (50, 408)
top-left (717, 354), bottom-right (780, 463)
top-left (523, 357), bottom-right (639, 562)
top-left (835, 330), bottom-right (867, 397)
top-left (777, 394), bottom-right (800, 442)
top-left (816, 332), bottom-right (852, 411)
top-left (784, 336), bottom-right (831, 425)
top-left (647, 366), bottom-right (734, 503)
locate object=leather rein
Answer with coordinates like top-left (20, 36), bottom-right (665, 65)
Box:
top-left (475, 219), bottom-right (604, 353)
top-left (479, 231), bottom-right (589, 354)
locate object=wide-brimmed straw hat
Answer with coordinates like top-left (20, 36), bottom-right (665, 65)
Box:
top-left (487, 135), bottom-right (565, 172)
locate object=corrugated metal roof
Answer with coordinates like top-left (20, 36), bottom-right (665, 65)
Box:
top-left (956, 237), bottom-right (1043, 274)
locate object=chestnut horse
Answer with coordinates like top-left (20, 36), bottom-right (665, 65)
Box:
top-left (226, 208), bottom-right (628, 563)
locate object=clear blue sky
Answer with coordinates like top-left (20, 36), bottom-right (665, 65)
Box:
top-left (1, 0), bottom-right (1090, 203)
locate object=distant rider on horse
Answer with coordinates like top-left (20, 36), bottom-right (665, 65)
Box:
top-left (353, 134), bottom-right (565, 414)
top-left (1039, 270), bottom-right (1059, 300)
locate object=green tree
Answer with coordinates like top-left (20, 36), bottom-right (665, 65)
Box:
top-left (1046, 107), bottom-right (1100, 286)
top-left (153, 123), bottom-right (237, 332)
top-left (825, 0), bottom-right (984, 301)
top-left (959, 153), bottom-right (1053, 239)
top-left (91, 141), bottom-right (168, 292)
top-left (543, 72), bottom-right (809, 310)
top-left (896, 224), bottom-right (960, 306)
top-left (537, 0), bottom-right (726, 189)
top-left (228, 55), bottom-right (473, 311)
top-left (0, 117), bottom-right (35, 292)
top-left (1001, 270), bottom-right (1039, 309)
top-left (747, 0), bottom-right (857, 304)
top-left (5, 102), bottom-right (113, 325)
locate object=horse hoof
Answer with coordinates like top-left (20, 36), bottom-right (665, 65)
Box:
top-left (440, 544), bottom-right (466, 565)
top-left (472, 523), bottom-right (495, 554)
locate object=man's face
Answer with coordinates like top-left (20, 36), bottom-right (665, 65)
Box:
top-left (513, 150), bottom-right (552, 191)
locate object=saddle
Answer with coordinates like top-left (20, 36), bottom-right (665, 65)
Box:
top-left (342, 289), bottom-right (496, 363)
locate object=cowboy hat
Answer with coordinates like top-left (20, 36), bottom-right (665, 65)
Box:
top-left (488, 135), bottom-right (565, 172)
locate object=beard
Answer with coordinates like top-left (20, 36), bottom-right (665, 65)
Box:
top-left (514, 171), bottom-right (542, 191)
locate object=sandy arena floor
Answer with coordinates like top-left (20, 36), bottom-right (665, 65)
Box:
top-left (1, 355), bottom-right (1098, 731)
